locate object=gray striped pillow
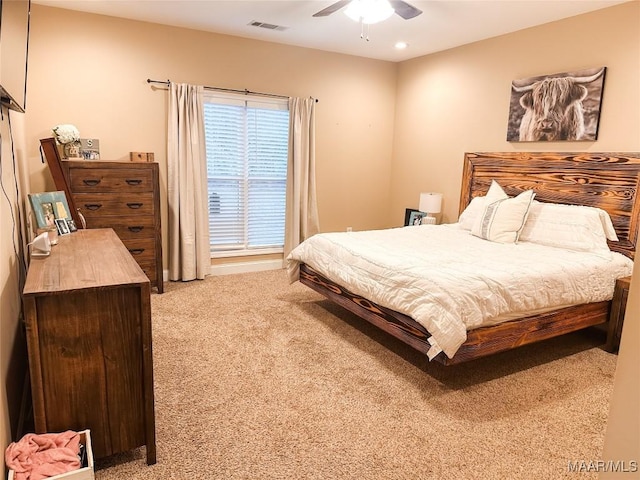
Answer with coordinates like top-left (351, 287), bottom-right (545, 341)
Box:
top-left (472, 183), bottom-right (535, 243)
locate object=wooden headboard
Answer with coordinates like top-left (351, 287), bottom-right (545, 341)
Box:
top-left (459, 152), bottom-right (640, 259)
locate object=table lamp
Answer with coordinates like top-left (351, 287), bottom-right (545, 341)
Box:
top-left (419, 192), bottom-right (442, 225)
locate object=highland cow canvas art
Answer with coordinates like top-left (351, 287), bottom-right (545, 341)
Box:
top-left (507, 67), bottom-right (606, 142)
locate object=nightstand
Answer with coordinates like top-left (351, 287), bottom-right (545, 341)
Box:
top-left (605, 276), bottom-right (632, 352)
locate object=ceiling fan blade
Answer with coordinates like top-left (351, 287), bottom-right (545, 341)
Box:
top-left (390, 0), bottom-right (423, 20)
top-left (312, 0), bottom-right (352, 17)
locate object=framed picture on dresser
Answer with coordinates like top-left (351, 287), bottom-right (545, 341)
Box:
top-left (66, 219), bottom-right (78, 232)
top-left (55, 218), bottom-right (71, 235)
top-left (28, 191), bottom-right (73, 230)
top-left (39, 138), bottom-right (84, 229)
top-left (79, 138), bottom-right (100, 160)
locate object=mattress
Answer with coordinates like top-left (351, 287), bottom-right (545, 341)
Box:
top-left (286, 224), bottom-right (633, 359)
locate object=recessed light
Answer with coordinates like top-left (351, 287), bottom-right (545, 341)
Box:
top-left (395, 41), bottom-right (408, 50)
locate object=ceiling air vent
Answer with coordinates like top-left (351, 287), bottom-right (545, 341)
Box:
top-left (248, 21), bottom-right (288, 32)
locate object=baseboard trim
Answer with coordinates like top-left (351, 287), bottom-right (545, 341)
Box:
top-left (162, 259), bottom-right (284, 281)
top-left (210, 259), bottom-right (284, 276)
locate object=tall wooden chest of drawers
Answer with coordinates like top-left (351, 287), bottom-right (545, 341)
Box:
top-left (64, 161), bottom-right (163, 293)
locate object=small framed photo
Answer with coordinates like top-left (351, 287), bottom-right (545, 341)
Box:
top-left (404, 208), bottom-right (418, 226)
top-left (409, 211), bottom-right (426, 226)
top-left (80, 138), bottom-right (100, 160)
top-left (55, 218), bottom-right (71, 236)
top-left (66, 219), bottom-right (78, 232)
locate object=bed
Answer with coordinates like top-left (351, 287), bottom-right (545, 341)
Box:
top-left (287, 152), bottom-right (640, 365)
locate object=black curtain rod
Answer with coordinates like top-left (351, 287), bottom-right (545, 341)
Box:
top-left (146, 78), bottom-right (318, 103)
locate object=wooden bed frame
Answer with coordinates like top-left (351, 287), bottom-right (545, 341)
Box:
top-left (299, 152), bottom-right (640, 365)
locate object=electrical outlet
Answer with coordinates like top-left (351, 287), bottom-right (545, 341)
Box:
top-left (346, 227), bottom-right (353, 232)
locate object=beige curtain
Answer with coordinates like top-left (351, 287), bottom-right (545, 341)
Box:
top-left (284, 97), bottom-right (320, 258)
top-left (167, 82), bottom-right (210, 281)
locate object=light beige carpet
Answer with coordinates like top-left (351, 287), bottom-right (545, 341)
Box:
top-left (95, 269), bottom-right (616, 479)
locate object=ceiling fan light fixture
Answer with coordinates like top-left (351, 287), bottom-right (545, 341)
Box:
top-left (344, 0), bottom-right (395, 25)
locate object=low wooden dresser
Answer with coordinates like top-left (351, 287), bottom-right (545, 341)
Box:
top-left (63, 160), bottom-right (163, 293)
top-left (22, 229), bottom-right (156, 464)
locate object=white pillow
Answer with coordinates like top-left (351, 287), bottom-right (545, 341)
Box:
top-left (597, 209), bottom-right (619, 241)
top-left (472, 181), bottom-right (535, 243)
top-left (458, 196), bottom-right (486, 230)
top-left (459, 181), bottom-right (508, 230)
top-left (519, 201), bottom-right (618, 254)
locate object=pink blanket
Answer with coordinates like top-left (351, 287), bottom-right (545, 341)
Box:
top-left (5, 430), bottom-right (81, 480)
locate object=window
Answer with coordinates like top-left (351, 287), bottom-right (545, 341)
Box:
top-left (203, 92), bottom-right (289, 256)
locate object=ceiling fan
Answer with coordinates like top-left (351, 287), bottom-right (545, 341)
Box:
top-left (313, 0), bottom-right (423, 21)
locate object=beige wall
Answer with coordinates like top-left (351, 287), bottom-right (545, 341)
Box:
top-left (393, 5), bottom-right (640, 466)
top-left (392, 2), bottom-right (640, 223)
top-left (25, 4), bottom-right (397, 243)
top-left (1, 111), bottom-right (29, 472)
top-left (2, 1), bottom-right (639, 473)
top-left (4, 10), bottom-right (398, 470)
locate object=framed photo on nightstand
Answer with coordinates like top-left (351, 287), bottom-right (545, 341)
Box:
top-left (404, 208), bottom-right (426, 226)
top-left (409, 211), bottom-right (426, 225)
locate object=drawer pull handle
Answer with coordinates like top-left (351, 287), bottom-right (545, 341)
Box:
top-left (82, 179), bottom-right (101, 186)
top-left (126, 203), bottom-right (143, 209)
top-left (128, 226), bottom-right (144, 233)
top-left (126, 179), bottom-right (143, 185)
top-left (84, 204), bottom-right (102, 211)
top-left (129, 248), bottom-right (145, 255)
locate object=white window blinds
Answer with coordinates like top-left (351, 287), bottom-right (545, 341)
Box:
top-left (203, 92), bottom-right (289, 255)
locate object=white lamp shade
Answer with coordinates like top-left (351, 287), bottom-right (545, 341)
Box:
top-left (419, 192), bottom-right (442, 214)
top-left (344, 0), bottom-right (395, 24)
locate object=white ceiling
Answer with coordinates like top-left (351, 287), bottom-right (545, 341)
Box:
top-left (33, 0), bottom-right (629, 62)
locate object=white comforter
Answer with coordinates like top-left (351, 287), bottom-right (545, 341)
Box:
top-left (286, 224), bottom-right (633, 360)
